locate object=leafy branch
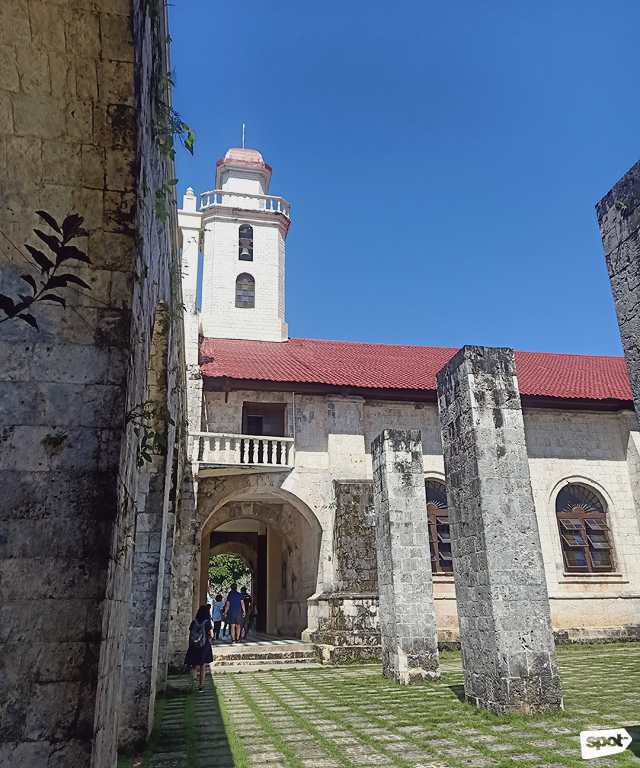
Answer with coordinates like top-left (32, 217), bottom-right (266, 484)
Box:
top-left (154, 101), bottom-right (195, 161)
top-left (155, 178), bottom-right (178, 222)
top-left (126, 400), bottom-right (175, 466)
top-left (0, 211), bottom-right (90, 330)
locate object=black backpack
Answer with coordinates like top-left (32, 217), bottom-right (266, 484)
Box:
top-left (189, 619), bottom-right (207, 648)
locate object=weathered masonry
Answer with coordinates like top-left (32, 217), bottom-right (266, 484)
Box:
top-left (437, 347), bottom-right (562, 713)
top-left (0, 0), bottom-right (189, 766)
top-left (372, 429), bottom-right (440, 684)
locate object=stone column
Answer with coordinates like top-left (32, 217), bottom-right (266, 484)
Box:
top-left (436, 346), bottom-right (562, 714)
top-left (596, 160), bottom-right (640, 423)
top-left (371, 430), bottom-right (440, 684)
top-left (118, 441), bottom-right (174, 750)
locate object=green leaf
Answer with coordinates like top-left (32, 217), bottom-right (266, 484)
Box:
top-left (167, 178), bottom-right (178, 186)
top-left (36, 210), bottom-right (62, 234)
top-left (154, 432), bottom-right (168, 448)
top-left (182, 123), bottom-right (196, 155)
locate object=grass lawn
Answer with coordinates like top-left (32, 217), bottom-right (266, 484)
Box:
top-left (122, 642), bottom-right (640, 768)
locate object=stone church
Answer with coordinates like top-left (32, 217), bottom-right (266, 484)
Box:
top-left (176, 147), bottom-right (640, 663)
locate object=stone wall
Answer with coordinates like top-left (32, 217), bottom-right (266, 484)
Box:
top-left (332, 481), bottom-right (377, 593)
top-left (0, 0), bottom-right (187, 764)
top-left (597, 160), bottom-right (640, 422)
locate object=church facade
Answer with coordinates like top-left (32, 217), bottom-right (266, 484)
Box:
top-left (176, 147), bottom-right (640, 661)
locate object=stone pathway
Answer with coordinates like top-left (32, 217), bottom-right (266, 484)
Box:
top-left (134, 643), bottom-right (640, 768)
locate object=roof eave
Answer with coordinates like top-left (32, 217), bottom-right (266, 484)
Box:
top-left (202, 376), bottom-right (634, 412)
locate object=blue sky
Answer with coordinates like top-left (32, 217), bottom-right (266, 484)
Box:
top-left (169, 1), bottom-right (639, 355)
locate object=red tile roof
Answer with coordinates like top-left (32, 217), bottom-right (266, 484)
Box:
top-left (199, 337), bottom-right (632, 402)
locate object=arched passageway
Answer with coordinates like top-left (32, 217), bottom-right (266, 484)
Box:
top-left (199, 487), bottom-right (322, 638)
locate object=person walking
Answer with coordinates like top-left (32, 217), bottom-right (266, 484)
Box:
top-left (240, 586), bottom-right (253, 639)
top-left (211, 593), bottom-right (224, 640)
top-left (185, 604), bottom-right (213, 692)
top-left (223, 583), bottom-right (245, 644)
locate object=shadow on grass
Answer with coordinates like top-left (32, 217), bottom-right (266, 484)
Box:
top-left (448, 684), bottom-right (466, 703)
top-left (626, 727), bottom-right (640, 757)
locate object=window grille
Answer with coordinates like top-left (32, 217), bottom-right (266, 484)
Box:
top-left (556, 484), bottom-right (614, 573)
top-left (235, 273), bottom-right (255, 308)
top-left (426, 480), bottom-right (453, 574)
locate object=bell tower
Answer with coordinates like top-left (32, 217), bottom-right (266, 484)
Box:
top-left (196, 148), bottom-right (290, 342)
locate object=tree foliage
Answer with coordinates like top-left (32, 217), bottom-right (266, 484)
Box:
top-left (208, 553), bottom-right (251, 592)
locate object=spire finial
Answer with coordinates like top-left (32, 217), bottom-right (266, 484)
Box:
top-left (242, 123), bottom-right (245, 149)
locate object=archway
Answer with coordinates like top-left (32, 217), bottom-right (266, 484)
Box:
top-left (198, 486), bottom-right (322, 638)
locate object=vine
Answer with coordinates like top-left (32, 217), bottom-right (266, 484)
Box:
top-left (126, 400), bottom-right (175, 466)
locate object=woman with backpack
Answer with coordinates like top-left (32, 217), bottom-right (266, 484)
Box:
top-left (185, 604), bottom-right (214, 692)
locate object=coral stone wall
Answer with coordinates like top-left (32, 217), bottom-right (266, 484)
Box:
top-left (0, 0), bottom-right (187, 765)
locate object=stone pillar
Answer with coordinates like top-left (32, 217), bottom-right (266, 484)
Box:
top-left (371, 430), bottom-right (440, 684)
top-left (436, 346), bottom-right (562, 714)
top-left (166, 466), bottom-right (201, 670)
top-left (118, 441), bottom-right (174, 749)
top-left (596, 160), bottom-right (640, 424)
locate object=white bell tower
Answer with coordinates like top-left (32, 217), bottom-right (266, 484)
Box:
top-left (194, 147), bottom-right (290, 342)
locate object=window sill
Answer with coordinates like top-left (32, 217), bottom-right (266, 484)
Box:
top-left (432, 574), bottom-right (455, 583)
top-left (560, 572), bottom-right (627, 583)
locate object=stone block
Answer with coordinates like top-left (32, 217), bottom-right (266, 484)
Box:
top-left (30, 1), bottom-right (66, 51)
top-left (48, 52), bottom-right (76, 99)
top-left (0, 45), bottom-right (19, 92)
top-left (97, 59), bottom-right (134, 106)
top-left (82, 143), bottom-right (105, 188)
top-left (15, 47), bottom-right (50, 95)
top-left (65, 99), bottom-right (93, 142)
top-left (100, 12), bottom-right (135, 62)
top-left (13, 93), bottom-right (65, 138)
top-left (371, 429), bottom-right (440, 684)
top-left (42, 140), bottom-right (82, 185)
top-left (64, 8), bottom-right (102, 58)
top-left (436, 346), bottom-right (562, 714)
top-left (0, 0), bottom-right (31, 48)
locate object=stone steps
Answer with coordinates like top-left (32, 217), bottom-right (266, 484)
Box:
top-left (210, 639), bottom-right (319, 671)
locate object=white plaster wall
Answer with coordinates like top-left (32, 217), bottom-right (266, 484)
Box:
top-left (220, 169), bottom-right (266, 195)
top-left (199, 391), bottom-right (640, 634)
top-left (200, 216), bottom-right (287, 341)
top-left (524, 408), bottom-right (640, 628)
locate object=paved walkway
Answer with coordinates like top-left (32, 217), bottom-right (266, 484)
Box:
top-left (135, 644), bottom-right (640, 768)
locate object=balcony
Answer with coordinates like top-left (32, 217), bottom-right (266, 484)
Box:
top-left (191, 432), bottom-right (295, 477)
top-left (200, 189), bottom-right (290, 218)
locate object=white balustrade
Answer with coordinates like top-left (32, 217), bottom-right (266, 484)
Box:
top-left (191, 432), bottom-right (294, 468)
top-left (200, 189), bottom-right (290, 218)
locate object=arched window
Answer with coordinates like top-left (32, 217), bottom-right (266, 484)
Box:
top-left (556, 484), bottom-right (614, 573)
top-left (235, 273), bottom-right (255, 308)
top-left (239, 224), bottom-right (253, 261)
top-left (426, 480), bottom-right (452, 574)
